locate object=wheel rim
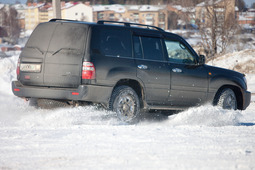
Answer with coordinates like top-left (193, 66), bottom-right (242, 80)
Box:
top-left (224, 93), bottom-right (237, 110)
top-left (116, 94), bottom-right (136, 122)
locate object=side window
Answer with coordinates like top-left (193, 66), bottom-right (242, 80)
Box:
top-left (91, 27), bottom-right (132, 58)
top-left (164, 40), bottom-right (196, 64)
top-left (141, 36), bottom-right (164, 61)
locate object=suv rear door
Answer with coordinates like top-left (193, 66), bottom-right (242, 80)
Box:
top-left (19, 22), bottom-right (56, 86)
top-left (44, 22), bottom-right (88, 88)
top-left (19, 22), bottom-right (88, 88)
top-left (133, 33), bottom-right (170, 105)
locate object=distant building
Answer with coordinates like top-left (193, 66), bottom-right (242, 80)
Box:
top-left (93, 5), bottom-right (168, 30)
top-left (25, 3), bottom-right (44, 30)
top-left (170, 5), bottom-right (196, 29)
top-left (125, 5), bottom-right (140, 23)
top-left (238, 8), bottom-right (255, 25)
top-left (92, 4), bottom-right (199, 30)
top-left (12, 4), bottom-right (26, 30)
top-left (195, 0), bottom-right (236, 26)
top-left (25, 2), bottom-right (93, 30)
top-left (48, 2), bottom-right (93, 22)
top-left (11, 0), bottom-right (254, 34)
top-left (138, 5), bottom-right (167, 28)
top-left (93, 4), bottom-right (126, 22)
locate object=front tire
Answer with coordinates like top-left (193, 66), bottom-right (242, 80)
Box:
top-left (215, 88), bottom-right (237, 110)
top-left (109, 86), bottom-right (140, 123)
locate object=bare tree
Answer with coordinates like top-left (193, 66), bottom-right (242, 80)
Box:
top-left (197, 0), bottom-right (238, 58)
top-left (167, 11), bottom-right (178, 29)
top-left (252, 2), bottom-right (255, 8)
top-left (235, 0), bottom-right (246, 12)
top-left (220, 0), bottom-right (239, 53)
top-left (1, 6), bottom-right (20, 44)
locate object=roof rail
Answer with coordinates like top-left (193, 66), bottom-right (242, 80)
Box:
top-left (97, 20), bottom-right (164, 32)
top-left (49, 18), bottom-right (76, 22)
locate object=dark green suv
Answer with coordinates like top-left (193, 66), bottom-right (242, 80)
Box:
top-left (12, 19), bottom-right (251, 123)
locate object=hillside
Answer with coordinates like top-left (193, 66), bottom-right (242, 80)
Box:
top-left (208, 49), bottom-right (255, 74)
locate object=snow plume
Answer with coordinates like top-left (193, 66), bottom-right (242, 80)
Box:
top-left (0, 54), bottom-right (19, 95)
top-left (0, 96), bottom-right (120, 128)
top-left (0, 102), bottom-right (248, 129)
top-left (167, 105), bottom-right (243, 127)
top-left (17, 106), bottom-right (119, 128)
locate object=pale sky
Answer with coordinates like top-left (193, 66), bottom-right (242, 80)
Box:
top-left (244, 0), bottom-right (255, 7)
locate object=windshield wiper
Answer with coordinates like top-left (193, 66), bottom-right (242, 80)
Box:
top-left (52, 48), bottom-right (79, 56)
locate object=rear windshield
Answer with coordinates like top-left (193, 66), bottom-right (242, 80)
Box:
top-left (26, 22), bottom-right (88, 53)
top-left (26, 23), bottom-right (56, 52)
top-left (91, 26), bottom-right (132, 58)
top-left (48, 23), bottom-right (87, 53)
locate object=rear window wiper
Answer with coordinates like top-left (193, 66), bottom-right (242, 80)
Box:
top-left (52, 48), bottom-right (80, 56)
top-left (27, 46), bottom-right (44, 55)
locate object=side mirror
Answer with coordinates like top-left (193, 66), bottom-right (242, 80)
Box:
top-left (198, 55), bottom-right (206, 65)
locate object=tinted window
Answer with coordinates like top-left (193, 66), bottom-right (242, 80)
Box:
top-left (48, 24), bottom-right (87, 53)
top-left (164, 40), bottom-right (196, 64)
top-left (141, 36), bottom-right (164, 61)
top-left (91, 27), bottom-right (132, 58)
top-left (26, 23), bottom-right (56, 52)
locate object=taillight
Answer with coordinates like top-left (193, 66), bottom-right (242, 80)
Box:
top-left (71, 92), bottom-right (79, 95)
top-left (82, 62), bottom-right (95, 79)
top-left (16, 58), bottom-right (20, 77)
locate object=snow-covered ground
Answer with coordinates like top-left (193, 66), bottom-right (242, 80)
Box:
top-left (0, 52), bottom-right (255, 170)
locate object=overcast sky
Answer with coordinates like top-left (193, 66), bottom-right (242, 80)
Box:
top-left (0, 0), bottom-right (254, 7)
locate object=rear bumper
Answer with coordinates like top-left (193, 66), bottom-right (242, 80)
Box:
top-left (243, 90), bottom-right (251, 110)
top-left (12, 81), bottom-right (113, 104)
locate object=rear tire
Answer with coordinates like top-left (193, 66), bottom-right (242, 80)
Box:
top-left (109, 86), bottom-right (140, 123)
top-left (215, 88), bottom-right (237, 110)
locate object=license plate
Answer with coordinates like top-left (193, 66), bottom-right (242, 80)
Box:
top-left (20, 63), bottom-right (41, 72)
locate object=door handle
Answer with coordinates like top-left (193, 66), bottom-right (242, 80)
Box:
top-left (172, 68), bottom-right (182, 73)
top-left (138, 65), bottom-right (148, 70)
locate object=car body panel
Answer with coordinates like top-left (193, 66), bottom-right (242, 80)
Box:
top-left (169, 64), bottom-right (208, 106)
top-left (136, 59), bottom-right (170, 105)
